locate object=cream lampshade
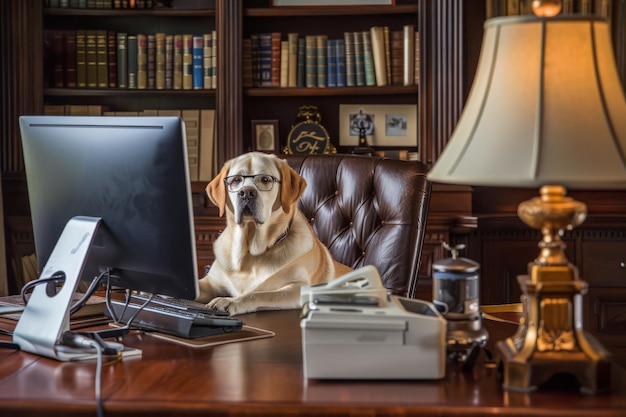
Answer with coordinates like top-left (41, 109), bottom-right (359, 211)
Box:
top-left (427, 11), bottom-right (626, 394)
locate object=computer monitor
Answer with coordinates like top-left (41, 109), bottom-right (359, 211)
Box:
top-left (15, 115), bottom-right (200, 360)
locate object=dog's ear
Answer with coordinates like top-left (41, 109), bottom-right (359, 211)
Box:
top-left (206, 162), bottom-right (231, 217)
top-left (278, 160), bottom-right (306, 214)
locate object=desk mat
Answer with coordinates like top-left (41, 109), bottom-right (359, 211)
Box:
top-left (136, 325), bottom-right (275, 348)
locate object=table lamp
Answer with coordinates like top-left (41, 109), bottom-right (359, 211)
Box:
top-left (427, 1), bottom-right (626, 394)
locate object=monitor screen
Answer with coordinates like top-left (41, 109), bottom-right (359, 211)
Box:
top-left (19, 115), bottom-right (199, 300)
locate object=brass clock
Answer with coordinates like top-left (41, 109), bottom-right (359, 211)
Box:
top-left (283, 105), bottom-right (336, 154)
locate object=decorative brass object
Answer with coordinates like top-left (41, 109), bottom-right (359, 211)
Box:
top-left (283, 105), bottom-right (336, 155)
top-left (497, 185), bottom-right (611, 393)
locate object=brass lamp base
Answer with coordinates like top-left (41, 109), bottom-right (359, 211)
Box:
top-left (498, 186), bottom-right (612, 394)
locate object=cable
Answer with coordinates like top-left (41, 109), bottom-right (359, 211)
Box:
top-left (62, 331), bottom-right (105, 417)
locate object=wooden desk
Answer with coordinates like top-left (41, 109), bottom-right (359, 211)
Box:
top-left (0, 309), bottom-right (625, 417)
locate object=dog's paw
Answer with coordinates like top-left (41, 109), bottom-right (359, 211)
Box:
top-left (206, 296), bottom-right (239, 316)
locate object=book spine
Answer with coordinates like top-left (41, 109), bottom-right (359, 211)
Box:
top-left (287, 32), bottom-right (298, 87)
top-left (192, 34), bottom-right (204, 90)
top-left (316, 34), bottom-right (328, 88)
top-left (383, 26), bottom-right (391, 86)
top-left (343, 31), bottom-right (355, 87)
top-left (370, 26), bottom-right (387, 87)
top-left (137, 33), bottom-right (147, 89)
top-left (270, 32), bottom-right (281, 87)
top-left (258, 33), bottom-right (272, 87)
top-left (76, 30), bottom-right (87, 88)
top-left (305, 35), bottom-right (317, 88)
top-left (147, 34), bottom-right (156, 89)
top-left (210, 29), bottom-right (217, 89)
top-left (64, 30), bottom-right (77, 88)
top-left (47, 30), bottom-right (65, 88)
top-left (85, 30), bottom-right (98, 88)
top-left (127, 34), bottom-right (138, 89)
top-left (242, 38), bottom-right (253, 88)
top-left (182, 34), bottom-right (193, 90)
top-left (336, 38), bottom-right (346, 88)
top-left (390, 29), bottom-right (404, 86)
top-left (353, 31), bottom-right (365, 87)
top-left (165, 34), bottom-right (173, 89)
top-left (362, 31), bottom-right (376, 87)
top-left (96, 30), bottom-right (108, 88)
top-left (250, 34), bottom-right (260, 87)
top-left (280, 40), bottom-right (289, 87)
top-left (198, 109), bottom-right (216, 182)
top-left (296, 37), bottom-right (305, 88)
top-left (107, 30), bottom-right (117, 88)
top-left (326, 39), bottom-right (337, 88)
top-left (155, 32), bottom-right (166, 89)
top-left (173, 34), bottom-right (183, 90)
top-left (414, 30), bottom-right (420, 85)
top-left (182, 109), bottom-right (200, 182)
top-left (203, 33), bottom-right (212, 89)
top-left (116, 32), bottom-right (128, 89)
top-left (403, 24), bottom-right (415, 86)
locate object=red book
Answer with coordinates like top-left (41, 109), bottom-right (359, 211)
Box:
top-left (270, 32), bottom-right (281, 87)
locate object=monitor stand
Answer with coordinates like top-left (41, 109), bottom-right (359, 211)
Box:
top-left (12, 216), bottom-right (138, 361)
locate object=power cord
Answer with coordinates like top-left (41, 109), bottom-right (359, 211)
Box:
top-left (62, 331), bottom-right (106, 417)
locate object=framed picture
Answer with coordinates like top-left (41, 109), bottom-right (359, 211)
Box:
top-left (251, 120), bottom-right (280, 153)
top-left (339, 104), bottom-right (418, 148)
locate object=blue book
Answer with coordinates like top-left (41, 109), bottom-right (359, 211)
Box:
top-left (327, 39), bottom-right (337, 88)
top-left (336, 39), bottom-right (346, 87)
top-left (258, 33), bottom-right (273, 87)
top-left (192, 35), bottom-right (204, 90)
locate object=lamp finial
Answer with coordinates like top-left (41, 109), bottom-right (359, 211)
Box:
top-left (531, 0), bottom-right (562, 17)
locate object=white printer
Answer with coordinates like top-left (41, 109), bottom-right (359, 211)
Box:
top-left (300, 265), bottom-right (447, 380)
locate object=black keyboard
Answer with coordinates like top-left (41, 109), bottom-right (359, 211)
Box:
top-left (107, 296), bottom-right (242, 339)
top-left (130, 293), bottom-right (229, 316)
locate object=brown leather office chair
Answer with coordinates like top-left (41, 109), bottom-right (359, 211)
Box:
top-left (283, 154), bottom-right (431, 298)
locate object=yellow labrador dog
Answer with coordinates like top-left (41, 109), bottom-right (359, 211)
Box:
top-left (197, 152), bottom-right (351, 315)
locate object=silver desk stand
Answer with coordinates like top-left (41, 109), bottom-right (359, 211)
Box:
top-left (12, 216), bottom-right (128, 361)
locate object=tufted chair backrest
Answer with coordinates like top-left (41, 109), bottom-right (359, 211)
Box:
top-left (283, 154), bottom-right (431, 298)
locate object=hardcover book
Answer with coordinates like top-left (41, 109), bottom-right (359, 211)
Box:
top-left (203, 33), bottom-right (212, 89)
top-left (362, 30), bottom-right (376, 87)
top-left (242, 38), bottom-right (253, 88)
top-left (136, 33), bottom-right (148, 89)
top-left (117, 32), bottom-right (128, 89)
top-left (297, 37), bottom-right (305, 87)
top-left (403, 24), bottom-right (415, 86)
top-left (352, 31), bottom-right (365, 87)
top-left (64, 30), bottom-right (77, 88)
top-left (336, 38), bottom-right (346, 87)
top-left (326, 39), bottom-right (337, 88)
top-left (96, 30), bottom-right (108, 88)
top-left (258, 33), bottom-right (273, 87)
top-left (370, 26), bottom-right (387, 86)
top-left (182, 109), bottom-right (200, 181)
top-left (270, 32), bottom-right (282, 87)
top-left (316, 34), bottom-right (328, 88)
top-left (165, 34), bottom-right (174, 89)
top-left (107, 30), bottom-right (118, 88)
top-left (147, 34), bottom-right (156, 89)
top-left (182, 34), bottom-right (194, 90)
top-left (280, 40), bottom-right (289, 87)
top-left (199, 109), bottom-right (216, 182)
top-left (85, 30), bottom-right (98, 88)
top-left (390, 29), bottom-right (404, 86)
top-left (343, 31), bottom-right (355, 87)
top-left (192, 34), bottom-right (204, 89)
top-left (155, 32), bottom-right (166, 89)
top-left (127, 34), bottom-right (138, 89)
top-left (304, 35), bottom-right (317, 88)
top-left (173, 34), bottom-right (183, 90)
top-left (287, 32), bottom-right (298, 87)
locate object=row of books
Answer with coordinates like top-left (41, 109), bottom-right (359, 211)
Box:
top-left (45, 29), bottom-right (217, 91)
top-left (243, 25), bottom-right (419, 89)
top-left (46, 0), bottom-right (162, 8)
top-left (44, 104), bottom-right (217, 182)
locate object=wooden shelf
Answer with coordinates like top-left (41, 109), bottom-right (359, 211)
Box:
top-left (245, 4), bottom-right (417, 17)
top-left (44, 88), bottom-right (216, 97)
top-left (43, 8), bottom-right (216, 17)
top-left (244, 85), bottom-right (418, 97)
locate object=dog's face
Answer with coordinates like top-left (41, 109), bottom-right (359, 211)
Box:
top-left (207, 152), bottom-right (306, 225)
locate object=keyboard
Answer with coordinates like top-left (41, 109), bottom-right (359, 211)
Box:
top-left (106, 295), bottom-right (242, 339)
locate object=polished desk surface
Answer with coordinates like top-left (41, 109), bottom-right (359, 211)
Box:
top-left (0, 309), bottom-right (625, 417)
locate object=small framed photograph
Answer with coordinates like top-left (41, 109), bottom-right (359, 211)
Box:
top-left (251, 120), bottom-right (280, 153)
top-left (339, 104), bottom-right (418, 148)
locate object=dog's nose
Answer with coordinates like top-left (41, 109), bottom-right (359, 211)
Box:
top-left (238, 186), bottom-right (257, 200)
